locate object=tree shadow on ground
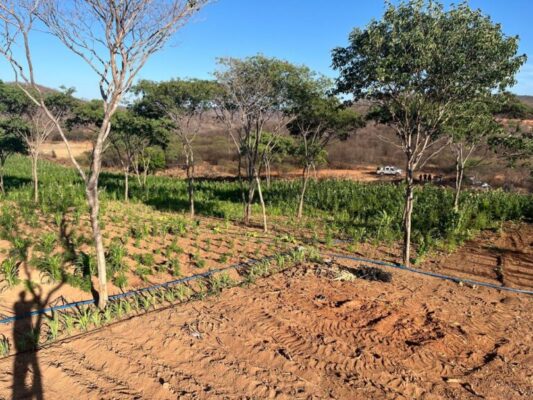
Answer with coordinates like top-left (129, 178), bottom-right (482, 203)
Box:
top-left (11, 263), bottom-right (65, 400)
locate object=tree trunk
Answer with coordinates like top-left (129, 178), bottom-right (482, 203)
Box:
top-left (186, 150), bottom-right (195, 218)
top-left (265, 159), bottom-right (271, 188)
top-left (402, 165), bottom-right (415, 266)
top-left (87, 113), bottom-right (114, 309)
top-left (454, 164), bottom-right (463, 212)
top-left (31, 152), bottom-right (39, 203)
top-left (0, 163), bottom-right (4, 195)
top-left (453, 149), bottom-right (464, 212)
top-left (297, 164), bottom-right (310, 220)
top-left (87, 183), bottom-right (108, 309)
top-left (124, 168), bottom-right (129, 202)
top-left (244, 178), bottom-right (255, 225)
top-left (255, 174), bottom-right (267, 232)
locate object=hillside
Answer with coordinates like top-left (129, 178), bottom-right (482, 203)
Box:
top-left (9, 83), bottom-right (531, 190)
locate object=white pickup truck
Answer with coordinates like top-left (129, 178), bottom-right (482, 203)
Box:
top-left (376, 166), bottom-right (403, 176)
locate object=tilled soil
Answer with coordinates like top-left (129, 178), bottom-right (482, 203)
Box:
top-left (0, 259), bottom-right (531, 400)
top-left (426, 223), bottom-right (533, 289)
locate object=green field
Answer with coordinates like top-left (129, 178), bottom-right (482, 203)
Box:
top-left (2, 155), bottom-right (532, 254)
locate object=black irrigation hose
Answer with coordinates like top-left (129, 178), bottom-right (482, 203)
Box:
top-left (0, 254), bottom-right (284, 326)
top-left (328, 253), bottom-right (533, 295)
top-left (1, 246), bottom-right (531, 326)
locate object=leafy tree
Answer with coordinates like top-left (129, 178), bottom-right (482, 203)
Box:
top-left (66, 99), bottom-right (104, 138)
top-left (214, 55), bottom-right (308, 231)
top-left (287, 76), bottom-right (363, 219)
top-left (443, 99), bottom-right (503, 210)
top-left (107, 110), bottom-right (168, 200)
top-left (133, 79), bottom-right (219, 217)
top-left (0, 81), bottom-right (74, 202)
top-left (494, 92), bottom-right (533, 120)
top-left (333, 0), bottom-right (525, 264)
top-left (489, 125), bottom-right (533, 176)
top-left (258, 132), bottom-right (295, 188)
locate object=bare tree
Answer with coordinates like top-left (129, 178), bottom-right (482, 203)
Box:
top-left (214, 56), bottom-right (305, 232)
top-left (0, 0), bottom-right (209, 308)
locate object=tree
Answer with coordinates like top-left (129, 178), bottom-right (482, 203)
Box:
top-left (133, 79), bottom-right (219, 217)
top-left (494, 92), bottom-right (533, 120)
top-left (214, 55), bottom-right (306, 231)
top-left (258, 132), bottom-right (294, 188)
top-left (108, 110), bottom-right (168, 201)
top-left (66, 99), bottom-right (104, 138)
top-left (443, 99), bottom-right (503, 210)
top-left (287, 76), bottom-right (363, 219)
top-left (0, 0), bottom-right (209, 309)
top-left (489, 126), bottom-right (533, 175)
top-left (333, 0), bottom-right (525, 265)
top-left (0, 83), bottom-right (75, 203)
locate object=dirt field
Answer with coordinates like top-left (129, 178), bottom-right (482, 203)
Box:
top-left (0, 254), bottom-right (531, 399)
top-left (427, 223), bottom-right (533, 288)
top-left (40, 141), bottom-right (92, 160)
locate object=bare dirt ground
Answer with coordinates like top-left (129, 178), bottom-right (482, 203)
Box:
top-left (163, 163), bottom-right (415, 183)
top-left (426, 223), bottom-right (533, 288)
top-left (0, 249), bottom-right (532, 399)
top-left (40, 141), bottom-right (92, 160)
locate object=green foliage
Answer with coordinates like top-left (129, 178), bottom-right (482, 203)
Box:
top-left (106, 239), bottom-right (127, 276)
top-left (34, 253), bottom-right (64, 283)
top-left (167, 258), bottom-right (181, 276)
top-left (113, 272), bottom-right (128, 289)
top-left (0, 257), bottom-right (20, 287)
top-left (208, 272), bottom-right (234, 295)
top-left (0, 335), bottom-right (10, 357)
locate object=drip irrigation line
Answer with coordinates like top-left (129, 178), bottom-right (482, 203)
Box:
top-left (328, 253), bottom-right (533, 295)
top-left (0, 255), bottom-right (279, 326)
top-left (1, 246), bottom-right (531, 326)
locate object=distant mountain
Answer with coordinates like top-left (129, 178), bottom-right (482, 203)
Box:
top-left (517, 95), bottom-right (533, 108)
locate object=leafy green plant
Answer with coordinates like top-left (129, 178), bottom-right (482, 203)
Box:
top-left (47, 313), bottom-right (61, 341)
top-left (113, 272), bottom-right (128, 289)
top-left (208, 273), bottom-right (235, 295)
top-left (106, 240), bottom-right (127, 276)
top-left (37, 232), bottom-right (57, 255)
top-left (218, 252), bottom-right (229, 264)
top-left (0, 335), bottom-right (10, 357)
top-left (0, 258), bottom-right (20, 287)
top-left (168, 258), bottom-right (181, 277)
top-left (35, 253), bottom-right (64, 283)
top-left (74, 309), bottom-right (92, 332)
top-left (135, 265), bottom-right (152, 281)
top-left (192, 251), bottom-right (206, 269)
top-left (173, 284), bottom-right (190, 301)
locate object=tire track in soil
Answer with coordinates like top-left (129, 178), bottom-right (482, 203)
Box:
top-left (0, 262), bottom-right (531, 399)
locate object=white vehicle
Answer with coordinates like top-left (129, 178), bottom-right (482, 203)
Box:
top-left (376, 166), bottom-right (402, 176)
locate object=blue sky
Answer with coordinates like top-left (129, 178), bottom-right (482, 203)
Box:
top-left (1, 0), bottom-right (532, 100)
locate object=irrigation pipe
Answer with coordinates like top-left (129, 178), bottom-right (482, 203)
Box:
top-left (1, 247), bottom-right (532, 326)
top-left (327, 252), bottom-right (533, 295)
top-left (0, 255), bottom-right (278, 326)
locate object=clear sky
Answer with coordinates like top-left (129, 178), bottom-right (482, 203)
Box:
top-left (1, 0), bottom-right (532, 100)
